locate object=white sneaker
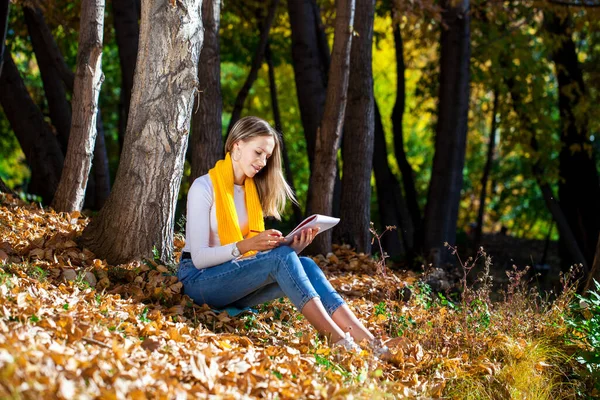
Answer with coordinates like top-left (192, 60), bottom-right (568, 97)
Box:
top-left (333, 332), bottom-right (361, 353)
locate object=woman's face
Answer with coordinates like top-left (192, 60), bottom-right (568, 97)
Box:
top-left (233, 135), bottom-right (275, 179)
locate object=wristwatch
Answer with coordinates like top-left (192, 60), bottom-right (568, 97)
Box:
top-left (231, 243), bottom-right (241, 258)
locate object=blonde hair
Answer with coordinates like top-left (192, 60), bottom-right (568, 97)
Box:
top-left (225, 116), bottom-right (296, 220)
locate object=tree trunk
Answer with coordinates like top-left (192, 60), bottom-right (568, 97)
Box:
top-left (266, 42), bottom-right (302, 225)
top-left (0, 0), bottom-right (8, 77)
top-left (113, 0), bottom-right (140, 152)
top-left (335, 0), bottom-right (375, 253)
top-left (423, 0), bottom-right (471, 265)
top-left (473, 87), bottom-right (499, 252)
top-left (92, 115), bottom-right (111, 209)
top-left (545, 12), bottom-right (600, 269)
top-left (227, 0), bottom-right (279, 134)
top-left (52, 0), bottom-right (105, 212)
top-left (0, 176), bottom-right (14, 195)
top-left (391, 18), bottom-right (420, 251)
top-left (24, 6), bottom-right (72, 153)
top-left (372, 101), bottom-right (408, 258)
top-left (80, 0), bottom-right (204, 264)
top-left (287, 0), bottom-right (329, 168)
top-left (190, 0), bottom-right (223, 181)
top-left (0, 55), bottom-right (64, 204)
top-left (306, 0), bottom-right (355, 255)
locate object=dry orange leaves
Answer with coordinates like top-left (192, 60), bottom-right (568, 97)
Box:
top-left (0, 194), bottom-right (556, 399)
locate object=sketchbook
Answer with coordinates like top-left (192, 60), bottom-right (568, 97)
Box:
top-left (282, 214), bottom-right (340, 245)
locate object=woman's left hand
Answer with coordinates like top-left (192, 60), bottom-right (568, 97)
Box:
top-left (289, 228), bottom-right (319, 254)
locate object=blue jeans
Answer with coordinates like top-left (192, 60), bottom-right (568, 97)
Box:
top-left (177, 245), bottom-right (345, 314)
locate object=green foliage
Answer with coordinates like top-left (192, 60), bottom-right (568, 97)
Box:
top-left (565, 280), bottom-right (600, 390)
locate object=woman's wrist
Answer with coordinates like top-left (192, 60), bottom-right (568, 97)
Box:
top-left (236, 239), bottom-right (251, 254)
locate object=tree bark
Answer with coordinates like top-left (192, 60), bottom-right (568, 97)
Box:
top-left (423, 0), bottom-right (471, 265)
top-left (473, 87), bottom-right (499, 252)
top-left (227, 0), bottom-right (279, 134)
top-left (0, 55), bottom-right (64, 204)
top-left (0, 0), bottom-right (10, 77)
top-left (306, 0), bottom-right (355, 255)
top-left (335, 0), bottom-right (375, 253)
top-left (545, 12), bottom-right (600, 269)
top-left (92, 115), bottom-right (111, 209)
top-left (266, 42), bottom-right (302, 225)
top-left (52, 0), bottom-right (105, 212)
top-left (391, 18), bottom-right (420, 251)
top-left (24, 6), bottom-right (72, 153)
top-left (80, 0), bottom-right (204, 264)
top-left (0, 176), bottom-right (14, 195)
top-left (112, 0), bottom-right (140, 152)
top-left (372, 101), bottom-right (408, 258)
top-left (190, 0), bottom-right (223, 181)
top-left (287, 0), bottom-right (329, 168)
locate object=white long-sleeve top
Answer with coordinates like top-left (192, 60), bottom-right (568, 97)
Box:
top-left (182, 174), bottom-right (249, 269)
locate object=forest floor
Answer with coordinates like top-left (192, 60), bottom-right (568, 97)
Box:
top-left (0, 194), bottom-right (596, 399)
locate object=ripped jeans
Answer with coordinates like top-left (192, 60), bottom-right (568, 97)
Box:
top-left (177, 245), bottom-right (345, 314)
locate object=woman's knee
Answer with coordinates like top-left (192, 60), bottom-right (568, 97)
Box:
top-left (272, 245), bottom-right (297, 259)
top-left (299, 256), bottom-right (325, 278)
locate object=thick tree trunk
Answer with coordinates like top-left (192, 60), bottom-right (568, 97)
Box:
top-left (373, 102), bottom-right (408, 258)
top-left (266, 42), bottom-right (302, 225)
top-left (227, 0), bottom-right (279, 134)
top-left (306, 0), bottom-right (355, 255)
top-left (473, 87), bottom-right (499, 252)
top-left (190, 0), bottom-right (223, 180)
top-left (287, 0), bottom-right (329, 168)
top-left (423, 0), bottom-right (471, 265)
top-left (0, 0), bottom-right (8, 77)
top-left (0, 56), bottom-right (64, 204)
top-left (335, 0), bottom-right (375, 253)
top-left (80, 0), bottom-right (204, 264)
top-left (391, 19), bottom-right (420, 251)
top-left (545, 12), bottom-right (600, 269)
top-left (24, 6), bottom-right (72, 153)
top-left (113, 0), bottom-right (140, 152)
top-left (53, 0), bottom-right (105, 212)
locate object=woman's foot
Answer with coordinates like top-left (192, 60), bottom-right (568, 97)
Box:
top-left (332, 331), bottom-right (362, 353)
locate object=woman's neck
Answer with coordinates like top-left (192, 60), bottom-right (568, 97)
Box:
top-left (231, 161), bottom-right (246, 185)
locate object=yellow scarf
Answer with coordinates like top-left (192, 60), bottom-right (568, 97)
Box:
top-left (208, 152), bottom-right (264, 256)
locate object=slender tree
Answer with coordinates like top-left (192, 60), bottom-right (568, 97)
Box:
top-left (265, 42), bottom-right (302, 224)
top-left (335, 0), bottom-right (375, 253)
top-left (227, 0), bottom-right (279, 134)
top-left (586, 234), bottom-right (600, 291)
top-left (53, 0), bottom-right (105, 212)
top-left (306, 0), bottom-right (355, 255)
top-left (0, 56), bottom-right (64, 203)
top-left (391, 15), bottom-right (420, 251)
top-left (113, 0), bottom-right (140, 151)
top-left (422, 0), bottom-right (471, 265)
top-left (190, 0), bottom-right (223, 180)
top-left (80, 0), bottom-right (204, 264)
top-left (473, 87), bottom-right (499, 252)
top-left (24, 6), bottom-right (72, 153)
top-left (372, 102), bottom-right (408, 257)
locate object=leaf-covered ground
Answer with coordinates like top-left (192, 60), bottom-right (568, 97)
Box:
top-left (0, 194), bottom-right (593, 399)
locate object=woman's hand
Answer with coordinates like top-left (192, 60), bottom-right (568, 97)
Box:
top-left (289, 228), bottom-right (319, 254)
top-left (237, 229), bottom-right (284, 253)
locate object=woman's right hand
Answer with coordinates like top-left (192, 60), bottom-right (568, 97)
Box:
top-left (237, 229), bottom-right (284, 253)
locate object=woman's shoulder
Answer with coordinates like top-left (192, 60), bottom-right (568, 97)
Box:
top-left (189, 174), bottom-right (213, 200)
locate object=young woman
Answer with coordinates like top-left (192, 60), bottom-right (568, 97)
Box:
top-left (178, 116), bottom-right (389, 357)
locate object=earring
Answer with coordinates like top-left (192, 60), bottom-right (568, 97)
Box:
top-left (232, 148), bottom-right (241, 162)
